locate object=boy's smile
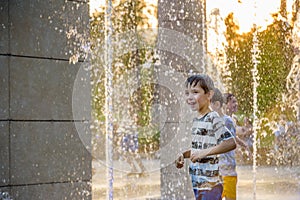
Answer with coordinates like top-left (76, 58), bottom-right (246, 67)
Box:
top-left (185, 84), bottom-right (212, 114)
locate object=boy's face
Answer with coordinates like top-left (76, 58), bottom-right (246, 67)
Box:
top-left (185, 83), bottom-right (212, 113)
top-left (226, 96), bottom-right (238, 114)
top-left (210, 101), bottom-right (221, 112)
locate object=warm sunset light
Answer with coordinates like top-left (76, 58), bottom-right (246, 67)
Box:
top-left (89, 0), bottom-right (158, 28)
top-left (90, 0), bottom-right (293, 33)
top-left (89, 0), bottom-right (105, 15)
top-left (87, 1), bottom-right (300, 200)
top-left (207, 0), bottom-right (294, 33)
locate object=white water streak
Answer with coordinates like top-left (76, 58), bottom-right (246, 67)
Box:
top-left (252, 1), bottom-right (260, 200)
top-left (105, 0), bottom-right (114, 199)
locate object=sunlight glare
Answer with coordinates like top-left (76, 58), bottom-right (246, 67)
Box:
top-left (207, 0), bottom-right (293, 33)
top-left (90, 0), bottom-right (293, 32)
top-left (89, 0), bottom-right (105, 15)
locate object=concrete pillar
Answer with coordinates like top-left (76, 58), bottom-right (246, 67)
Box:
top-left (0, 0), bottom-right (91, 199)
top-left (157, 0), bottom-right (206, 199)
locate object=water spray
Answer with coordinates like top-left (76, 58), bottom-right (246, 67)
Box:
top-left (105, 0), bottom-right (114, 199)
top-left (251, 1), bottom-right (260, 199)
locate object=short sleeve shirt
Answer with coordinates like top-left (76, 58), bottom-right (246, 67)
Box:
top-left (189, 111), bottom-right (234, 191)
top-left (218, 115), bottom-right (237, 176)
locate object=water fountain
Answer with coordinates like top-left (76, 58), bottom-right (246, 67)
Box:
top-left (104, 0), bottom-right (114, 199)
top-left (88, 0), bottom-right (300, 199)
top-left (2, 0), bottom-right (300, 199)
top-left (251, 2), bottom-right (260, 199)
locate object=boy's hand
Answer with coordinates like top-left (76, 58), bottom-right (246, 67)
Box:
top-left (175, 154), bottom-right (184, 168)
top-left (190, 149), bottom-right (209, 163)
top-left (245, 146), bottom-right (252, 157)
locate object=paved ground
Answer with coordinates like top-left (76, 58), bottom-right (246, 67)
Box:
top-left (92, 159), bottom-right (161, 200)
top-left (92, 159), bottom-right (300, 200)
top-left (237, 165), bottom-right (300, 200)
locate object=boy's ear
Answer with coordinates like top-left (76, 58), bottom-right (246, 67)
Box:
top-left (215, 101), bottom-right (221, 108)
top-left (208, 90), bottom-right (214, 100)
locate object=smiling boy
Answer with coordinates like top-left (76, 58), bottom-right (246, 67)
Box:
top-left (175, 74), bottom-right (236, 200)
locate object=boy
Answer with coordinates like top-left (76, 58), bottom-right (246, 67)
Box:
top-left (175, 74), bottom-right (236, 200)
top-left (211, 89), bottom-right (248, 200)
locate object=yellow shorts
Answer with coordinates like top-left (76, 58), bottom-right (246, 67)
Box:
top-left (222, 176), bottom-right (237, 199)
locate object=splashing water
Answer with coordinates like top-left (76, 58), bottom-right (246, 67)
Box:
top-left (0, 192), bottom-right (12, 200)
top-left (251, 1), bottom-right (260, 200)
top-left (105, 0), bottom-right (114, 199)
top-left (87, 1), bottom-right (300, 199)
top-left (200, 0), bottom-right (207, 72)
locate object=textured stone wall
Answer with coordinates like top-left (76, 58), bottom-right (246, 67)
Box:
top-left (0, 0), bottom-right (92, 199)
top-left (157, 0), bottom-right (206, 199)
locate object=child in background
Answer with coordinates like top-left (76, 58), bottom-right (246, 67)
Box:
top-left (211, 89), bottom-right (248, 200)
top-left (116, 109), bottom-right (147, 176)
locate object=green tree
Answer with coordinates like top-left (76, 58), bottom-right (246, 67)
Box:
top-left (223, 13), bottom-right (254, 116)
top-left (257, 14), bottom-right (295, 115)
top-left (90, 0), bottom-right (159, 153)
top-left (223, 4), bottom-right (297, 163)
top-left (90, 0), bottom-right (157, 124)
top-left (224, 11), bottom-right (295, 118)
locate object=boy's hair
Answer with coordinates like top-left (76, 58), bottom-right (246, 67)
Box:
top-left (185, 74), bottom-right (214, 94)
top-left (211, 88), bottom-right (223, 106)
top-left (224, 93), bottom-right (235, 104)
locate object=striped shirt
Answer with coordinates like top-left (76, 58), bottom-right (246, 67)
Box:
top-left (189, 111), bottom-right (233, 191)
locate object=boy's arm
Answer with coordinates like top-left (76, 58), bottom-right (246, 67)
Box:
top-left (236, 125), bottom-right (253, 138)
top-left (235, 136), bottom-right (248, 148)
top-left (208, 137), bottom-right (236, 155)
top-left (190, 138), bottom-right (236, 163)
top-left (175, 150), bottom-right (191, 168)
top-left (235, 136), bottom-right (252, 156)
top-left (182, 150), bottom-right (191, 158)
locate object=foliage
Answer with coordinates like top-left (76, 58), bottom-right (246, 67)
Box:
top-left (138, 125), bottom-right (160, 155)
top-left (90, 0), bottom-right (159, 152)
top-left (224, 12), bottom-right (295, 118)
top-left (224, 13), bottom-right (254, 116)
top-left (257, 14), bottom-right (295, 115)
top-left (224, 7), bottom-right (297, 165)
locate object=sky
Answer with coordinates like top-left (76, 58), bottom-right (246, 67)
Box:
top-left (90, 0), bottom-right (294, 33)
top-left (206, 0), bottom-right (294, 33)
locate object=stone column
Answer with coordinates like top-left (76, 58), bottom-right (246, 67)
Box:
top-left (0, 0), bottom-right (91, 199)
top-left (157, 0), bottom-right (206, 199)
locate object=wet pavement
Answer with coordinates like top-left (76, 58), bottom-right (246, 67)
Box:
top-left (92, 159), bottom-right (161, 200)
top-left (237, 165), bottom-right (300, 200)
top-left (92, 159), bottom-right (300, 200)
